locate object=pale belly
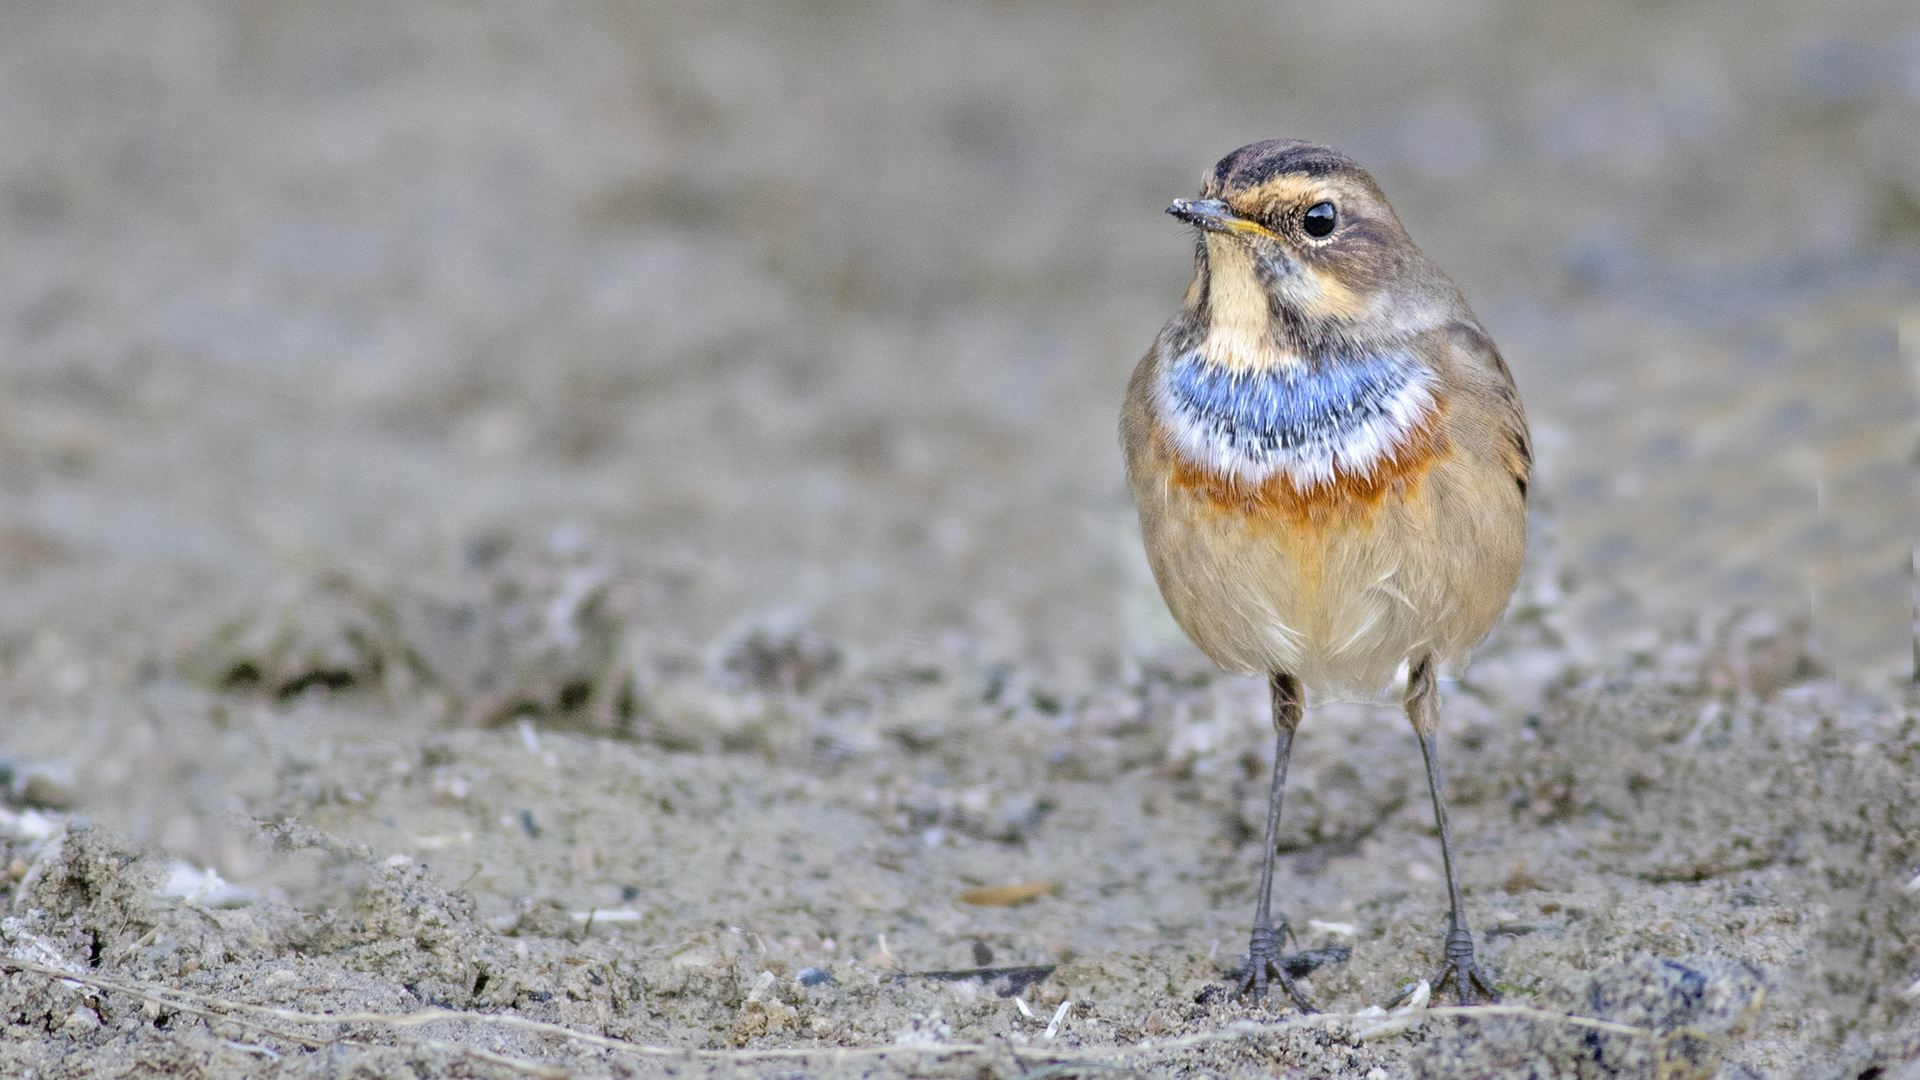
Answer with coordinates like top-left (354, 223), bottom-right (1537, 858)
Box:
top-left (1130, 446), bottom-right (1525, 699)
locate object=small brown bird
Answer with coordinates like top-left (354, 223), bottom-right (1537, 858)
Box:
top-left (1121, 140), bottom-right (1530, 1007)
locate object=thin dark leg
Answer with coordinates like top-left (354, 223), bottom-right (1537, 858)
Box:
top-left (1406, 656), bottom-right (1497, 1004)
top-left (1235, 672), bottom-right (1313, 1011)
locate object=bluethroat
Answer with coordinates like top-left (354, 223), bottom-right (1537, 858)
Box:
top-left (1122, 140), bottom-right (1530, 1007)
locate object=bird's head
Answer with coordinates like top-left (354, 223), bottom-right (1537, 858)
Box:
top-left (1167, 140), bottom-right (1461, 366)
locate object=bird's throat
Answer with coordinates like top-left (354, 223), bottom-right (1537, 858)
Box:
top-left (1200, 236), bottom-right (1302, 372)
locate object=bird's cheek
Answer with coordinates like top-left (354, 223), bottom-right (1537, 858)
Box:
top-left (1282, 264), bottom-right (1372, 324)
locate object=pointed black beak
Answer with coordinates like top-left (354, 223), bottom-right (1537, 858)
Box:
top-left (1167, 198), bottom-right (1263, 236)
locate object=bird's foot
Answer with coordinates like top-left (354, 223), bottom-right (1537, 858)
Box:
top-left (1426, 927), bottom-right (1498, 1005)
top-left (1233, 921), bottom-right (1315, 1012)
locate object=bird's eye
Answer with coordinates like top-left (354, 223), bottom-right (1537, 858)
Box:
top-left (1302, 202), bottom-right (1336, 238)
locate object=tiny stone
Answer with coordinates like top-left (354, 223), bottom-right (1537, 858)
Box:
top-left (20, 774), bottom-right (74, 810)
top-left (671, 949), bottom-right (718, 970)
top-left (1502, 863), bottom-right (1539, 894)
top-left (63, 1007), bottom-right (99, 1032)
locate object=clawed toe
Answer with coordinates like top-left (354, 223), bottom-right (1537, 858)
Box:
top-left (1232, 923), bottom-right (1316, 1012)
top-left (1234, 960), bottom-right (1315, 1013)
top-left (1428, 928), bottom-right (1498, 1004)
top-left (1432, 958), bottom-right (1498, 1004)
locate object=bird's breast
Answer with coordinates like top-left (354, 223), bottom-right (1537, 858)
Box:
top-left (1151, 348), bottom-right (1449, 524)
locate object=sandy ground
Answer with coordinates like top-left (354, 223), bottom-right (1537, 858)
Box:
top-left (1, 0), bottom-right (1918, 1077)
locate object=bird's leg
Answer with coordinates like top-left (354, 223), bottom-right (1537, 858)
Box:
top-left (1235, 672), bottom-right (1313, 1012)
top-left (1406, 655), bottom-right (1497, 1005)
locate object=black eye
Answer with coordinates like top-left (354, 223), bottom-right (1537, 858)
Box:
top-left (1302, 201), bottom-right (1336, 238)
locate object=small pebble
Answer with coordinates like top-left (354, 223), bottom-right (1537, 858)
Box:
top-left (20, 773), bottom-right (75, 811)
top-left (670, 949), bottom-right (718, 970)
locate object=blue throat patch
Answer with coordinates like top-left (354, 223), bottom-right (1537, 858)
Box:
top-left (1163, 350), bottom-right (1428, 469)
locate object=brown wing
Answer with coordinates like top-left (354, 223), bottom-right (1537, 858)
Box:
top-left (1446, 321), bottom-right (1531, 500)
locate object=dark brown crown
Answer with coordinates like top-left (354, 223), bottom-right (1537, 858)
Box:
top-left (1205, 140), bottom-right (1371, 197)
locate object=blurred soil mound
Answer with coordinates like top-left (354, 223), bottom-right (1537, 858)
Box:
top-left (179, 536), bottom-right (633, 735)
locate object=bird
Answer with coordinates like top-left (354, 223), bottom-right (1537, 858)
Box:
top-left (1120, 139), bottom-right (1530, 1008)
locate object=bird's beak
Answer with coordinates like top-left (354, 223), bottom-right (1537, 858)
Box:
top-left (1167, 198), bottom-right (1272, 239)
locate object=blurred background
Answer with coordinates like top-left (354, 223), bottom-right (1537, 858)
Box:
top-left (0, 0), bottom-right (1915, 714)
